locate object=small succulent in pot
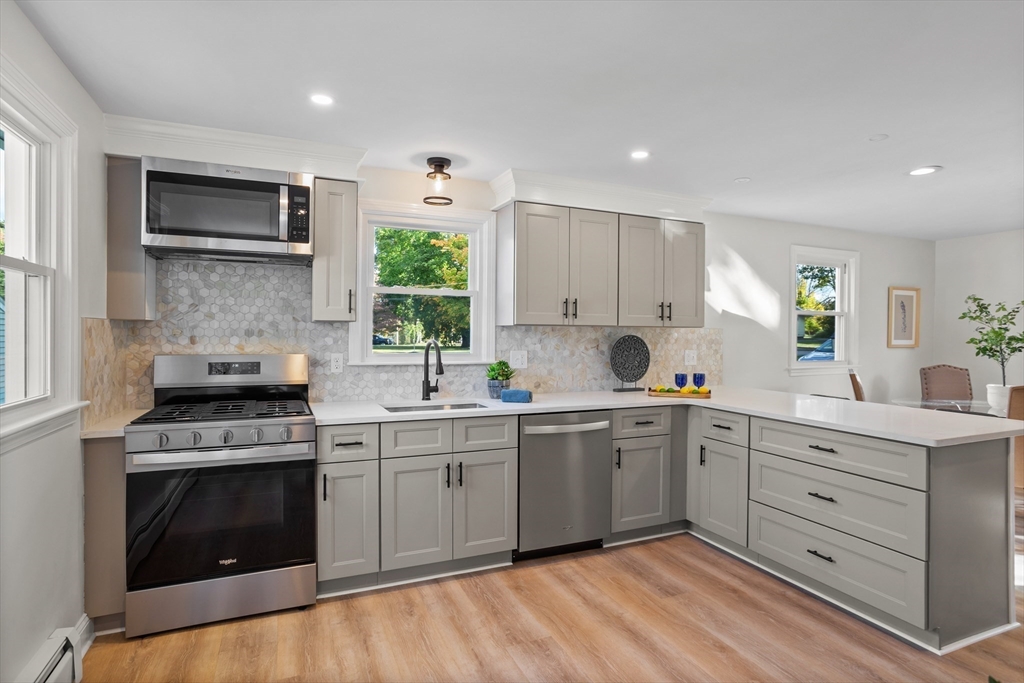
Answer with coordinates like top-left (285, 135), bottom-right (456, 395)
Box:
top-left (486, 360), bottom-right (517, 399)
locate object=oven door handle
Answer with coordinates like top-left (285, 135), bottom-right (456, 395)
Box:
top-left (131, 442), bottom-right (314, 469)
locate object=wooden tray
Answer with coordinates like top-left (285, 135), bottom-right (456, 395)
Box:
top-left (647, 389), bottom-right (711, 399)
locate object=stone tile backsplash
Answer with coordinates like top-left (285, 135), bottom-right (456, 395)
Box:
top-left (83, 260), bottom-right (723, 417)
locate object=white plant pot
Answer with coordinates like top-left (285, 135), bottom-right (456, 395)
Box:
top-left (986, 383), bottom-right (1010, 414)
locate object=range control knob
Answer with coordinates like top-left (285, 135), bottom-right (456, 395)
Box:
top-left (279, 426), bottom-right (293, 441)
top-left (250, 427), bottom-right (264, 443)
top-left (219, 430), bottom-right (234, 445)
top-left (152, 433), bottom-right (169, 449)
top-left (185, 431), bottom-right (202, 447)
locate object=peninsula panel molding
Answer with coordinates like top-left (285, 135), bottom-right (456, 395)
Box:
top-left (489, 168), bottom-right (710, 223)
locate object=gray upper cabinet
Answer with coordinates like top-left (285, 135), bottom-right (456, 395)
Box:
top-left (612, 435), bottom-right (671, 533)
top-left (312, 178), bottom-right (358, 321)
top-left (663, 220), bottom-right (705, 327)
top-left (698, 437), bottom-right (749, 546)
top-left (453, 449), bottom-right (518, 559)
top-left (568, 208), bottom-right (619, 326)
top-left (508, 202), bottom-right (571, 325)
top-left (618, 216), bottom-right (705, 327)
top-left (618, 215), bottom-right (664, 327)
top-left (380, 453), bottom-right (453, 571)
top-left (317, 460), bottom-right (380, 581)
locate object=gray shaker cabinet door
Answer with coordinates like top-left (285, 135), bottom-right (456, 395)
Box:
top-left (514, 202), bottom-right (571, 325)
top-left (568, 208), bottom-right (619, 326)
top-left (618, 214), bottom-right (665, 326)
top-left (317, 461), bottom-right (380, 581)
top-left (663, 220), bottom-right (705, 328)
top-left (312, 178), bottom-right (358, 321)
top-left (612, 435), bottom-right (672, 533)
top-left (698, 437), bottom-right (749, 546)
top-left (380, 453), bottom-right (453, 571)
top-left (452, 449), bottom-right (519, 559)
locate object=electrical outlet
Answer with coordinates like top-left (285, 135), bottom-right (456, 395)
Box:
top-left (330, 353), bottom-right (344, 373)
top-left (684, 350), bottom-right (697, 366)
top-left (509, 350), bottom-right (528, 369)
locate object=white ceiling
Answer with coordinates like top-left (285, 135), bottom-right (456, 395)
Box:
top-left (16, 0), bottom-right (1024, 240)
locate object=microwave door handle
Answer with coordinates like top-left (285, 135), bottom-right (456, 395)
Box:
top-left (279, 186), bottom-right (289, 241)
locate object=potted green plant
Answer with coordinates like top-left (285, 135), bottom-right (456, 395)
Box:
top-left (959, 295), bottom-right (1024, 413)
top-left (486, 360), bottom-right (516, 399)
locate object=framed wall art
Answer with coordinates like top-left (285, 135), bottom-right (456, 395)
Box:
top-left (888, 286), bottom-right (920, 348)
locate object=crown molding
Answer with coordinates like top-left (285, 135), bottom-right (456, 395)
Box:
top-left (103, 114), bottom-right (366, 180)
top-left (489, 168), bottom-right (711, 222)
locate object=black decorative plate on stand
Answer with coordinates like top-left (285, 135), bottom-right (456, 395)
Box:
top-left (610, 334), bottom-right (650, 392)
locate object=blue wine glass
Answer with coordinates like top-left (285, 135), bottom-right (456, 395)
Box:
top-left (675, 373), bottom-right (687, 390)
top-left (693, 373), bottom-right (706, 389)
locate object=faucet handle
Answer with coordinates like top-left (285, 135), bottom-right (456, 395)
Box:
top-left (429, 380), bottom-right (440, 394)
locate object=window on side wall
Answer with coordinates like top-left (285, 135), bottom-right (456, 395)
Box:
top-left (349, 202), bottom-right (495, 366)
top-left (0, 122), bottom-right (53, 407)
top-left (789, 246), bottom-right (859, 376)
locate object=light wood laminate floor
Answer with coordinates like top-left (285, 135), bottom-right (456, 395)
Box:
top-left (85, 505), bottom-right (1024, 683)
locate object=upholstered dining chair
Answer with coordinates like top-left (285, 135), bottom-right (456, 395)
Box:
top-left (848, 370), bottom-right (866, 402)
top-left (920, 364), bottom-right (973, 401)
top-left (1008, 385), bottom-right (1023, 489)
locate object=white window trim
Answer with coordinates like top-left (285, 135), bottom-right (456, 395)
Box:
top-left (788, 245), bottom-right (859, 377)
top-left (348, 199), bottom-right (495, 366)
top-left (0, 54), bottom-right (80, 437)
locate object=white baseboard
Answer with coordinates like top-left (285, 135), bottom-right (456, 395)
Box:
top-left (75, 613), bottom-right (94, 659)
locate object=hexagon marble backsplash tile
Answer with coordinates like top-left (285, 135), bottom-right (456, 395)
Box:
top-left (82, 260), bottom-right (723, 420)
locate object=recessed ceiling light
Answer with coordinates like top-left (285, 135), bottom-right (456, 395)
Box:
top-left (734, 177), bottom-right (751, 183)
top-left (631, 150), bottom-right (649, 159)
top-left (868, 134), bottom-right (889, 142)
top-left (310, 94), bottom-right (333, 105)
top-left (909, 166), bottom-right (943, 176)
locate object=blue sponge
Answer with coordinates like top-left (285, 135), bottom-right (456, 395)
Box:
top-left (500, 388), bottom-right (533, 403)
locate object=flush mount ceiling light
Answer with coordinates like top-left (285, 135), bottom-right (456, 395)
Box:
top-left (867, 134), bottom-right (890, 142)
top-left (631, 150), bottom-right (650, 159)
top-left (909, 165), bottom-right (943, 176)
top-left (734, 177), bottom-right (751, 183)
top-left (310, 93), bottom-right (333, 105)
top-left (423, 157), bottom-right (453, 206)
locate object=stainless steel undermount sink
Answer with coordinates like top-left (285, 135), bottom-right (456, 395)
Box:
top-left (383, 402), bottom-right (488, 413)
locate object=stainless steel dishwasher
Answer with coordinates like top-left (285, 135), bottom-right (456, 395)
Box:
top-left (518, 411), bottom-right (612, 554)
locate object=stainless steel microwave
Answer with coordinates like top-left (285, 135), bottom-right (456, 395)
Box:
top-left (141, 157), bottom-right (313, 264)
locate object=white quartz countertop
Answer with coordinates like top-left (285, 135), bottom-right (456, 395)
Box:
top-left (80, 409), bottom-right (148, 440)
top-left (312, 387), bottom-right (1024, 448)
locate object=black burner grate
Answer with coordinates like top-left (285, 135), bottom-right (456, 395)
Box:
top-left (132, 399), bottom-right (310, 424)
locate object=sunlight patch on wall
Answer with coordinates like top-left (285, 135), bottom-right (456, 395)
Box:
top-left (705, 245), bottom-right (781, 330)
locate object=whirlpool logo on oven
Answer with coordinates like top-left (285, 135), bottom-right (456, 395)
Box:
top-left (218, 558), bottom-right (238, 566)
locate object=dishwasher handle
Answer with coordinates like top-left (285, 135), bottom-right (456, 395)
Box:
top-left (522, 420), bottom-right (610, 435)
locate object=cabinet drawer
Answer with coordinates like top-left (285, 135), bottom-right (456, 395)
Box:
top-left (750, 418), bottom-right (927, 490)
top-left (749, 502), bottom-right (926, 628)
top-left (453, 415), bottom-right (518, 452)
top-left (750, 451), bottom-right (927, 559)
top-left (317, 423), bottom-right (380, 463)
top-left (612, 407), bottom-right (672, 439)
top-left (700, 408), bottom-right (749, 447)
top-left (381, 420), bottom-right (453, 459)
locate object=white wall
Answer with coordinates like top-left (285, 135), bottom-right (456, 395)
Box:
top-left (934, 229), bottom-right (1024, 392)
top-left (1, 0), bottom-right (106, 318)
top-left (703, 212), bottom-right (935, 403)
top-left (359, 165), bottom-right (496, 212)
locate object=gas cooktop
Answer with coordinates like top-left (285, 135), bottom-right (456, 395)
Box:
top-left (132, 399), bottom-right (310, 424)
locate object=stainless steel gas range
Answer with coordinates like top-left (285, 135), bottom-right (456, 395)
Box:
top-left (122, 354), bottom-right (316, 637)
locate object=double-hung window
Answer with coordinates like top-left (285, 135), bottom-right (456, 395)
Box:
top-left (350, 201), bottom-right (495, 365)
top-left (0, 122), bottom-right (52, 406)
top-left (789, 245), bottom-right (858, 375)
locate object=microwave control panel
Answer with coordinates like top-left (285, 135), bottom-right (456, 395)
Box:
top-left (288, 185), bottom-right (311, 243)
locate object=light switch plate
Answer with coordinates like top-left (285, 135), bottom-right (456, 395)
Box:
top-left (684, 350), bottom-right (697, 365)
top-left (330, 353), bottom-right (344, 373)
top-left (509, 350), bottom-right (528, 369)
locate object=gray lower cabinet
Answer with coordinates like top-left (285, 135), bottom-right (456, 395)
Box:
top-left (698, 437), bottom-right (749, 545)
top-left (453, 449), bottom-right (518, 559)
top-left (612, 435), bottom-right (671, 532)
top-left (380, 453), bottom-right (454, 571)
top-left (317, 460), bottom-right (380, 581)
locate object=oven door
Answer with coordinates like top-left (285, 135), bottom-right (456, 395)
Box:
top-left (141, 157), bottom-right (311, 260)
top-left (125, 442), bottom-right (315, 592)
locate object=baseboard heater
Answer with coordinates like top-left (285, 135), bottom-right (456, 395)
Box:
top-left (16, 628), bottom-right (83, 683)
